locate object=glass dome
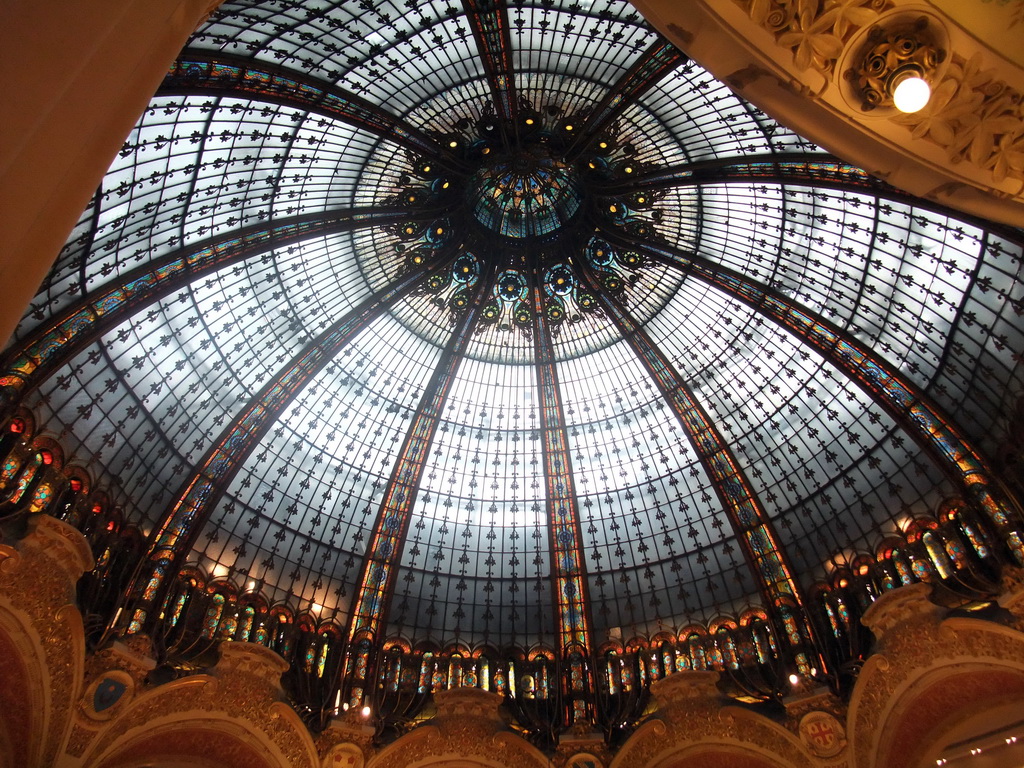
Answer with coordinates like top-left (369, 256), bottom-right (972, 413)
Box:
top-left (2, 0), bottom-right (1022, 688)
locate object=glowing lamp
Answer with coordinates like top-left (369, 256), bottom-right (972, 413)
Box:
top-left (891, 70), bottom-right (930, 113)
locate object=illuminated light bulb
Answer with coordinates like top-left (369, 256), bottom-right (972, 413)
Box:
top-left (588, 162), bottom-right (596, 169)
top-left (788, 673), bottom-right (800, 686)
top-left (361, 705), bottom-right (371, 717)
top-left (442, 181), bottom-right (450, 189)
top-left (565, 124), bottom-right (574, 131)
top-left (247, 581), bottom-right (256, 590)
top-left (312, 602), bottom-right (323, 612)
top-left (892, 72), bottom-right (931, 113)
top-left (624, 166), bottom-right (633, 174)
top-left (449, 140), bottom-right (458, 148)
top-left (525, 118), bottom-right (534, 125)
top-left (599, 141), bottom-right (608, 149)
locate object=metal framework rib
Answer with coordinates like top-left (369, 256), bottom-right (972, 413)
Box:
top-left (130, 250), bottom-right (458, 622)
top-left (530, 285), bottom-right (594, 660)
top-left (162, 54), bottom-right (446, 158)
top-left (0, 206), bottom-right (424, 408)
top-left (578, 267), bottom-right (822, 677)
top-left (600, 228), bottom-right (1023, 535)
top-left (583, 275), bottom-right (806, 614)
top-left (599, 154), bottom-right (1024, 241)
top-left (567, 38), bottom-right (686, 159)
top-left (342, 271), bottom-right (489, 703)
top-left (596, 153), bottom-right (891, 196)
top-left (462, 0), bottom-right (518, 121)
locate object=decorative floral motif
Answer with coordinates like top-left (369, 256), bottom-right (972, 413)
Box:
top-left (742, 0), bottom-right (890, 75)
top-left (894, 52), bottom-right (1024, 183)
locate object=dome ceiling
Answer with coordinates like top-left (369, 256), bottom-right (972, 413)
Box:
top-left (3, 0), bottom-right (1022, 655)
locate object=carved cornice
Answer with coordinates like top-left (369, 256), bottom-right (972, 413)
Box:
top-left (0, 515), bottom-right (90, 765)
top-left (612, 671), bottom-right (815, 768)
top-left (80, 643), bottom-right (318, 768)
top-left (860, 582), bottom-right (943, 643)
top-left (368, 688), bottom-right (548, 768)
top-left (630, 0), bottom-right (1024, 226)
top-left (849, 607), bottom-right (1024, 768)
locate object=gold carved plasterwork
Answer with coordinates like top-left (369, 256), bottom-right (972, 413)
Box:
top-left (80, 642), bottom-right (318, 768)
top-left (892, 51), bottom-right (1024, 183)
top-left (611, 671), bottom-right (815, 768)
top-left (321, 741), bottom-right (366, 768)
top-left (734, 1), bottom-right (1024, 186)
top-left (735, 0), bottom-right (893, 76)
top-left (0, 515), bottom-right (92, 766)
top-left (782, 686), bottom-right (847, 739)
top-left (368, 688), bottom-right (549, 768)
top-left (849, 584), bottom-right (1024, 768)
top-left (316, 709), bottom-right (375, 759)
top-left (998, 566), bottom-right (1024, 630)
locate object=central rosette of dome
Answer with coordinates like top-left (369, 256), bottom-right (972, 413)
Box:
top-left (469, 152), bottom-right (583, 241)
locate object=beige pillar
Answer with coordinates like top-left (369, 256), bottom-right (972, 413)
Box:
top-left (0, 0), bottom-right (218, 348)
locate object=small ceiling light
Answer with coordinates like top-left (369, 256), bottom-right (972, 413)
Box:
top-left (449, 140), bottom-right (458, 148)
top-left (525, 118), bottom-right (535, 125)
top-left (624, 166), bottom-right (633, 174)
top-left (361, 705), bottom-right (372, 717)
top-left (788, 673), bottom-right (800, 686)
top-left (891, 69), bottom-right (931, 113)
top-left (565, 124), bottom-right (574, 131)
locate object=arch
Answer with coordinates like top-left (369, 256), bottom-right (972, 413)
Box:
top-left (849, 617), bottom-right (1024, 768)
top-left (871, 664), bottom-right (1024, 768)
top-left (0, 609), bottom-right (48, 768)
top-left (87, 716), bottom-right (293, 768)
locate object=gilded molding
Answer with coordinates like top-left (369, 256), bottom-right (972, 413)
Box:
top-left (849, 587), bottom-right (1024, 768)
top-left (81, 642), bottom-right (318, 768)
top-left (612, 671), bottom-right (815, 768)
top-left (368, 689), bottom-right (549, 768)
top-left (736, 0), bottom-right (892, 76)
top-left (0, 515), bottom-right (90, 766)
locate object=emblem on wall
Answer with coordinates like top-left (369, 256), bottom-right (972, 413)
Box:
top-left (799, 710), bottom-right (847, 758)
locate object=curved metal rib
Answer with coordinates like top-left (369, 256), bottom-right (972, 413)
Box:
top-left (599, 226), bottom-right (1023, 536)
top-left (566, 38), bottom-right (686, 159)
top-left (162, 53), bottom-right (448, 159)
top-left (530, 283), bottom-right (595, 660)
top-left (462, 0), bottom-right (518, 122)
top-left (342, 266), bottom-right (491, 705)
top-left (127, 247), bottom-right (460, 626)
top-left (0, 206), bottom-right (428, 408)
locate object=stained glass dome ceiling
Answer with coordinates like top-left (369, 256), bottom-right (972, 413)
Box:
top-left (4, 0), bottom-right (1023, 656)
